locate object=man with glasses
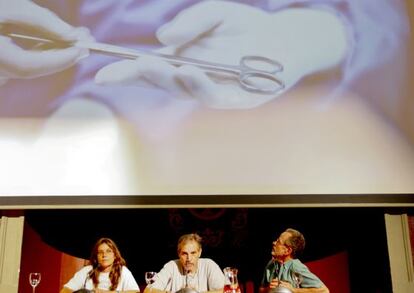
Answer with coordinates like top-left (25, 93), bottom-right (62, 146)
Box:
top-left (259, 228), bottom-right (329, 293)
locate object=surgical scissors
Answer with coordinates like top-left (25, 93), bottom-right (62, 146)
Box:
top-left (5, 32), bottom-right (285, 95)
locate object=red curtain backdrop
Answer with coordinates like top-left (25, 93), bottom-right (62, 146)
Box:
top-left (18, 222), bottom-right (85, 293)
top-left (409, 215), bottom-right (414, 268)
top-left (306, 251), bottom-right (350, 293)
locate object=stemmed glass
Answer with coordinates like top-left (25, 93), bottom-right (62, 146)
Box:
top-left (223, 267), bottom-right (241, 293)
top-left (145, 271), bottom-right (157, 292)
top-left (29, 273), bottom-right (41, 293)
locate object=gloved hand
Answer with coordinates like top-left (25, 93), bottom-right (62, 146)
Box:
top-left (95, 1), bottom-right (347, 109)
top-left (0, 0), bottom-right (92, 85)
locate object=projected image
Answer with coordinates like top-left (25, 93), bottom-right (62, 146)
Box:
top-left (0, 0), bottom-right (413, 195)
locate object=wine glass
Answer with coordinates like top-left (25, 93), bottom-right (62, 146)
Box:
top-left (29, 273), bottom-right (41, 293)
top-left (145, 271), bottom-right (157, 292)
top-left (145, 271), bottom-right (157, 285)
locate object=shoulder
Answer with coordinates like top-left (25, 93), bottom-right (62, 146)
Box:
top-left (121, 266), bottom-right (133, 274)
top-left (199, 258), bottom-right (217, 265)
top-left (199, 258), bottom-right (221, 270)
top-left (290, 259), bottom-right (306, 268)
top-left (71, 265), bottom-right (93, 279)
top-left (161, 260), bottom-right (181, 272)
top-left (165, 259), bottom-right (179, 267)
top-left (78, 265), bottom-right (93, 274)
top-left (290, 259), bottom-right (312, 274)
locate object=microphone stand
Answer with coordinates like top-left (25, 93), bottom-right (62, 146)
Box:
top-left (185, 270), bottom-right (189, 288)
top-left (176, 268), bottom-right (198, 293)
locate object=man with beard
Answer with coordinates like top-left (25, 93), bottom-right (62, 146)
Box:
top-left (145, 233), bottom-right (224, 293)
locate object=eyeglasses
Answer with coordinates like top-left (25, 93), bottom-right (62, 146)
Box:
top-left (274, 238), bottom-right (290, 248)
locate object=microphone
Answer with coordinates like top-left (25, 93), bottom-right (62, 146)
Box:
top-left (185, 269), bottom-right (189, 288)
top-left (175, 268), bottom-right (198, 293)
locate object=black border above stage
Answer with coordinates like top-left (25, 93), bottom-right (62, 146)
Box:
top-left (0, 194), bottom-right (413, 208)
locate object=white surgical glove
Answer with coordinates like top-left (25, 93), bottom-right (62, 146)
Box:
top-left (0, 0), bottom-right (91, 85)
top-left (95, 1), bottom-right (347, 109)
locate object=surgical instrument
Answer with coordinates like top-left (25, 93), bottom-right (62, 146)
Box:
top-left (4, 32), bottom-right (285, 95)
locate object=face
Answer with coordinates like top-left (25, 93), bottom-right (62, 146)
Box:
top-left (178, 240), bottom-right (202, 273)
top-left (271, 231), bottom-right (292, 260)
top-left (97, 243), bottom-right (115, 271)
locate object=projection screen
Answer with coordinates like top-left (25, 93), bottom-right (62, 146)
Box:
top-left (0, 0), bottom-right (413, 204)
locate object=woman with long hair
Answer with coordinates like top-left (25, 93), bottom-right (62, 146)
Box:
top-left (60, 237), bottom-right (140, 293)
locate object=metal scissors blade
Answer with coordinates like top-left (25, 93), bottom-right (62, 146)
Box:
top-left (5, 32), bottom-right (285, 95)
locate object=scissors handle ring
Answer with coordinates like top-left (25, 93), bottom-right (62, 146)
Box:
top-left (240, 55), bottom-right (283, 73)
top-left (239, 71), bottom-right (285, 95)
top-left (238, 55), bottom-right (285, 94)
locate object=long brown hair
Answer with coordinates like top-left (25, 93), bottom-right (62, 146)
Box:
top-left (88, 237), bottom-right (126, 290)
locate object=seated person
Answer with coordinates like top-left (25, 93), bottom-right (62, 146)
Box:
top-left (60, 237), bottom-right (140, 293)
top-left (145, 233), bottom-right (224, 293)
top-left (259, 228), bottom-right (329, 293)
